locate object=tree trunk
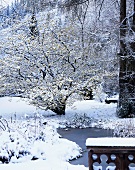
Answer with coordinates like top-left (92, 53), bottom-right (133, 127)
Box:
top-left (118, 0), bottom-right (135, 117)
top-left (133, 0), bottom-right (135, 26)
top-left (49, 102), bottom-right (66, 115)
top-left (119, 0), bottom-right (126, 55)
top-left (47, 96), bottom-right (67, 115)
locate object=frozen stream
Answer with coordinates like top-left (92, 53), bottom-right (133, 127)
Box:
top-left (58, 127), bottom-right (114, 167)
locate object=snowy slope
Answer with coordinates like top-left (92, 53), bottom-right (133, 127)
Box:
top-left (0, 97), bottom-right (55, 119)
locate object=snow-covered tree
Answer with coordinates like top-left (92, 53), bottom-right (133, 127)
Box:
top-left (29, 13), bottom-right (39, 37)
top-left (0, 8), bottom-right (108, 114)
top-left (0, 1), bottom-right (118, 115)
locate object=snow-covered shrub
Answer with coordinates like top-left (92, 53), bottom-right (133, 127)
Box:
top-left (0, 117), bottom-right (82, 164)
top-left (62, 113), bottom-right (92, 128)
top-left (113, 119), bottom-right (135, 137)
top-left (0, 116), bottom-right (48, 164)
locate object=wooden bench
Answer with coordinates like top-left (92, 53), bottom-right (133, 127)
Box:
top-left (86, 138), bottom-right (135, 170)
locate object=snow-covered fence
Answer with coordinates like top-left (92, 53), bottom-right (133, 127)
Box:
top-left (86, 138), bottom-right (135, 170)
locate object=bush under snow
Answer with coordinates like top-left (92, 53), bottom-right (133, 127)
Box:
top-left (0, 118), bottom-right (82, 164)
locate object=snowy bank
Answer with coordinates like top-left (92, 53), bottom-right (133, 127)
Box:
top-left (0, 97), bottom-right (87, 170)
top-left (0, 160), bottom-right (87, 170)
top-left (0, 97), bottom-right (55, 119)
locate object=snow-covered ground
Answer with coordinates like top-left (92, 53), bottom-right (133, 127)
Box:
top-left (0, 97), bottom-right (134, 170)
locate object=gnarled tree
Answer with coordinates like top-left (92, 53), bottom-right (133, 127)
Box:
top-left (0, 9), bottom-right (103, 115)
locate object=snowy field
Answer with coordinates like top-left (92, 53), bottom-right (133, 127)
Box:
top-left (0, 97), bottom-right (134, 170)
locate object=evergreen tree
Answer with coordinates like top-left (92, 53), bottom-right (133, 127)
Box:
top-left (29, 13), bottom-right (39, 37)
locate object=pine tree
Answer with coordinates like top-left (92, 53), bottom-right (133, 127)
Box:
top-left (29, 13), bottom-right (39, 38)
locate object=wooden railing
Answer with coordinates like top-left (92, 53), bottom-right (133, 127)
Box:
top-left (86, 138), bottom-right (135, 170)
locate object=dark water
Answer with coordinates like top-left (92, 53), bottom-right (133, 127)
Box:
top-left (58, 127), bottom-right (114, 167)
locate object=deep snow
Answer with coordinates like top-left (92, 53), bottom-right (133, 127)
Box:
top-left (0, 96), bottom-right (134, 170)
